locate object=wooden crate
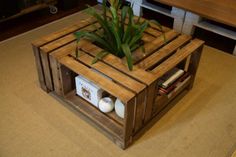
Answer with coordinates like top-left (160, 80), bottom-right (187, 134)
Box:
top-left (32, 13), bottom-right (204, 149)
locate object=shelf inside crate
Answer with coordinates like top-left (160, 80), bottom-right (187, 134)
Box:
top-left (153, 74), bottom-right (191, 115)
top-left (65, 90), bottom-right (124, 140)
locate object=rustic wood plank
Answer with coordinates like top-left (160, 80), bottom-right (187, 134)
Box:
top-left (40, 23), bottom-right (101, 53)
top-left (59, 56), bottom-right (135, 103)
top-left (32, 16), bottom-right (96, 47)
top-left (142, 33), bottom-right (157, 42)
top-left (49, 56), bottom-right (62, 96)
top-left (79, 39), bottom-right (156, 85)
top-left (49, 41), bottom-right (94, 96)
top-left (50, 42), bottom-right (76, 59)
top-left (187, 45), bottom-right (203, 89)
top-left (136, 34), bottom-right (192, 70)
top-left (65, 90), bottom-right (124, 140)
top-left (50, 39), bottom-right (90, 59)
top-left (40, 52), bottom-right (53, 91)
top-left (130, 30), bottom-right (179, 64)
top-left (70, 51), bottom-right (146, 93)
top-left (144, 82), bottom-right (157, 123)
top-left (106, 111), bottom-right (124, 126)
top-left (133, 90), bottom-right (189, 142)
top-left (58, 64), bottom-right (76, 96)
top-left (32, 45), bottom-right (48, 92)
top-left (124, 98), bottom-right (136, 148)
top-left (152, 39), bottom-right (205, 79)
top-left (134, 90), bottom-right (146, 133)
top-left (145, 27), bottom-right (163, 37)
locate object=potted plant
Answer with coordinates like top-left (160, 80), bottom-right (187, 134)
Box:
top-left (74, 0), bottom-right (163, 71)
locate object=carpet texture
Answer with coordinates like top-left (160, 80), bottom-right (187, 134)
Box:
top-left (0, 9), bottom-right (236, 157)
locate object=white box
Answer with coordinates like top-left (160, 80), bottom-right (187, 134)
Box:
top-left (75, 75), bottom-right (104, 107)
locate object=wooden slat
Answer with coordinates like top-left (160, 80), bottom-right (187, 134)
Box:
top-left (59, 56), bottom-right (135, 103)
top-left (32, 45), bottom-right (48, 92)
top-left (137, 34), bottom-right (192, 70)
top-left (50, 42), bottom-right (76, 59)
top-left (134, 90), bottom-right (146, 133)
top-left (124, 98), bottom-right (136, 147)
top-left (129, 30), bottom-right (179, 64)
top-left (40, 52), bottom-right (53, 91)
top-left (49, 41), bottom-right (94, 96)
top-left (65, 91), bottom-right (124, 140)
top-left (152, 39), bottom-right (205, 78)
top-left (79, 40), bottom-right (156, 85)
top-left (71, 52), bottom-right (146, 93)
top-left (49, 56), bottom-right (62, 96)
top-left (40, 23), bottom-right (101, 53)
top-left (186, 46), bottom-right (203, 89)
top-left (144, 82), bottom-right (157, 123)
top-left (50, 36), bottom-right (92, 59)
top-left (106, 111), bottom-right (124, 126)
top-left (59, 64), bottom-right (76, 96)
top-left (142, 33), bottom-right (157, 42)
top-left (145, 27), bottom-right (163, 37)
top-left (32, 16), bottom-right (96, 47)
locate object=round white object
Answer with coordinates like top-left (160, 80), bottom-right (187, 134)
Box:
top-left (115, 99), bottom-right (125, 119)
top-left (98, 97), bottom-right (114, 113)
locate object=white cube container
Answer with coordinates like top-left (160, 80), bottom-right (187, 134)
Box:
top-left (75, 75), bottom-right (104, 107)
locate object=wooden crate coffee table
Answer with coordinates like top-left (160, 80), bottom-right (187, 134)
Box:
top-left (32, 12), bottom-right (204, 149)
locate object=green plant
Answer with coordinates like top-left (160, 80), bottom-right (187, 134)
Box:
top-left (74, 0), bottom-right (163, 71)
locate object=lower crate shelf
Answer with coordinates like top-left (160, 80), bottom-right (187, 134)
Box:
top-left (153, 75), bottom-right (191, 115)
top-left (64, 90), bottom-right (124, 140)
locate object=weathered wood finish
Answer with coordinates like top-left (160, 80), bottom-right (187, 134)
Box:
top-left (32, 12), bottom-right (204, 149)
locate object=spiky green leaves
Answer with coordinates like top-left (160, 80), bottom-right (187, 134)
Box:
top-left (74, 0), bottom-right (149, 71)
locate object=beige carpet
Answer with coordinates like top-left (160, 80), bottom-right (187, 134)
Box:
top-left (1, 10), bottom-right (236, 157)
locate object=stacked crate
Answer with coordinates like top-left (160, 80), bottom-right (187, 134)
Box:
top-left (32, 13), bottom-right (204, 149)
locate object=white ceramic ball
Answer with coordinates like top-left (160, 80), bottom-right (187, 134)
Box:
top-left (115, 99), bottom-right (125, 119)
top-left (98, 97), bottom-right (114, 113)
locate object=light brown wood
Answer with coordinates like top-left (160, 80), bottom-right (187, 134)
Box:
top-left (123, 98), bottom-right (136, 148)
top-left (40, 52), bottom-right (53, 91)
top-left (79, 39), bottom-right (156, 85)
top-left (59, 56), bottom-right (135, 104)
top-left (156, 0), bottom-right (236, 27)
top-left (58, 64), bottom-right (76, 96)
top-left (142, 33), bottom-right (156, 42)
top-left (187, 46), bottom-right (203, 89)
top-left (49, 56), bottom-right (62, 96)
top-left (32, 17), bottom-right (96, 47)
top-left (134, 90), bottom-right (146, 133)
top-left (152, 39), bottom-right (205, 79)
top-left (40, 23), bottom-right (101, 53)
top-left (32, 45), bottom-right (48, 92)
top-left (130, 30), bottom-right (179, 64)
top-left (65, 91), bottom-right (124, 140)
top-left (50, 42), bottom-right (76, 59)
top-left (144, 82), bottom-right (157, 123)
top-left (136, 34), bottom-right (191, 70)
top-left (72, 51), bottom-right (146, 94)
